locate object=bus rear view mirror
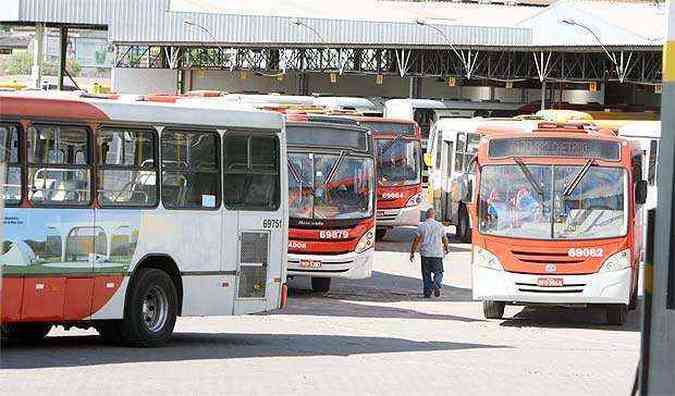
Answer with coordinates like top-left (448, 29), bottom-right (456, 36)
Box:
top-left (424, 152), bottom-right (432, 167)
top-left (636, 180), bottom-right (648, 205)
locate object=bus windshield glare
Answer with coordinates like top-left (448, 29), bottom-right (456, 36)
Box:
top-left (288, 152), bottom-right (374, 220)
top-left (376, 139), bottom-right (420, 186)
top-left (479, 165), bottom-right (627, 240)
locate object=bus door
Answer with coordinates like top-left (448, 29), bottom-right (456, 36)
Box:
top-left (21, 123), bottom-right (95, 322)
top-left (224, 132), bottom-right (284, 314)
top-left (440, 138), bottom-right (454, 222)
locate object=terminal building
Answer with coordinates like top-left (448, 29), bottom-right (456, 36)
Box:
top-left (0, 0), bottom-right (665, 109)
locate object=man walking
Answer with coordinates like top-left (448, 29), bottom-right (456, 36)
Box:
top-left (410, 208), bottom-right (449, 298)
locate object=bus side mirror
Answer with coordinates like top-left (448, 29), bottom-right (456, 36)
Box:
top-left (636, 180), bottom-right (648, 205)
top-left (424, 152), bottom-right (433, 167)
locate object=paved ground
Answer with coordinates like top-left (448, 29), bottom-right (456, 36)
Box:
top-left (1, 227), bottom-right (640, 396)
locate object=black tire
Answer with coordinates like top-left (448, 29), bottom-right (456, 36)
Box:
top-left (375, 228), bottom-right (387, 241)
top-left (118, 268), bottom-right (178, 347)
top-left (456, 205), bottom-right (472, 243)
top-left (311, 277), bottom-right (332, 293)
top-left (1, 323), bottom-right (52, 343)
top-left (629, 285), bottom-right (638, 311)
top-left (606, 305), bottom-right (627, 326)
top-left (483, 301), bottom-right (505, 320)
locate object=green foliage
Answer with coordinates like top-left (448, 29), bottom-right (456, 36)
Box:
top-left (3, 50), bottom-right (82, 77)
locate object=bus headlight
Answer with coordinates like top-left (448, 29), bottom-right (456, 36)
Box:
top-left (406, 193), bottom-right (423, 207)
top-left (599, 249), bottom-right (631, 273)
top-left (355, 228), bottom-right (375, 254)
top-left (473, 246), bottom-right (503, 271)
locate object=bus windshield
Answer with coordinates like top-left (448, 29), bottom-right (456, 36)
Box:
top-left (376, 139), bottom-right (420, 186)
top-left (288, 152), bottom-right (374, 220)
top-left (479, 164), bottom-right (626, 240)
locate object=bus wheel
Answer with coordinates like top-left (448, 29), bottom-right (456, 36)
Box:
top-left (483, 301), bottom-right (505, 319)
top-left (311, 277), bottom-right (332, 293)
top-left (0, 323), bottom-right (52, 343)
top-left (456, 205), bottom-right (471, 243)
top-left (120, 268), bottom-right (177, 347)
top-left (375, 229), bottom-right (387, 241)
top-left (606, 305), bottom-right (627, 326)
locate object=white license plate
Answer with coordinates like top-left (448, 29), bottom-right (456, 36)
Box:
top-left (537, 277), bottom-right (564, 287)
top-left (300, 259), bottom-right (322, 269)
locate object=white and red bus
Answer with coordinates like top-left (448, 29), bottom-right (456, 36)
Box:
top-left (471, 124), bottom-right (647, 325)
top-left (353, 117), bottom-right (423, 240)
top-left (0, 92), bottom-right (289, 346)
top-left (284, 113), bottom-right (376, 292)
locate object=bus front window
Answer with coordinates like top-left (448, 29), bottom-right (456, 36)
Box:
top-left (376, 139), bottom-right (420, 186)
top-left (553, 167), bottom-right (627, 239)
top-left (479, 165), bottom-right (627, 240)
top-left (289, 153), bottom-right (374, 220)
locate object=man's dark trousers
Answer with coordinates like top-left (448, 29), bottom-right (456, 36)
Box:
top-left (421, 256), bottom-right (444, 297)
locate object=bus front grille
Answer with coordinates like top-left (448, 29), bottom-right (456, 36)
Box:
top-left (511, 250), bottom-right (585, 265)
top-left (515, 282), bottom-right (586, 294)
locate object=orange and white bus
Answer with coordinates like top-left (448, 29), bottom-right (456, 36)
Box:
top-left (0, 92), bottom-right (289, 346)
top-left (471, 124), bottom-right (647, 325)
top-left (352, 117), bottom-right (423, 240)
top-left (284, 113), bottom-right (376, 292)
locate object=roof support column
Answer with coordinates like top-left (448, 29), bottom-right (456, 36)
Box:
top-left (533, 51), bottom-right (553, 111)
top-left (408, 76), bottom-right (421, 99)
top-left (58, 26), bottom-right (68, 91)
top-left (31, 23), bottom-right (45, 89)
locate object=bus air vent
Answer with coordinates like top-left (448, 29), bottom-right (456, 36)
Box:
top-left (238, 232), bottom-right (269, 298)
top-left (511, 250), bottom-right (585, 264)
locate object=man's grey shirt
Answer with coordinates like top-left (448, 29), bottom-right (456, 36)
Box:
top-left (415, 219), bottom-right (446, 258)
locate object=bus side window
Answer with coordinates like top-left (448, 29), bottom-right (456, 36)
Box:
top-left (648, 140), bottom-right (658, 185)
top-left (27, 124), bottom-right (92, 206)
top-left (161, 130), bottom-right (221, 210)
top-left (434, 130), bottom-right (443, 170)
top-left (223, 133), bottom-right (280, 211)
top-left (97, 127), bottom-right (158, 207)
top-left (455, 133), bottom-right (467, 172)
top-left (0, 123), bottom-right (22, 206)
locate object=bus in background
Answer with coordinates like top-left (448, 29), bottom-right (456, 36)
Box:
top-left (472, 124), bottom-right (647, 325)
top-left (383, 99), bottom-right (522, 185)
top-left (284, 114), bottom-right (376, 292)
top-left (314, 96), bottom-right (383, 116)
top-left (354, 118), bottom-right (423, 240)
top-left (0, 92), bottom-right (289, 346)
top-left (425, 118), bottom-right (540, 242)
top-left (618, 121), bottom-right (660, 295)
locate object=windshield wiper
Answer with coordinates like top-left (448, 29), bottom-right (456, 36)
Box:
top-left (514, 157), bottom-right (544, 198)
top-left (562, 159), bottom-right (594, 198)
top-left (324, 150), bottom-right (347, 186)
top-left (379, 135), bottom-right (404, 157)
top-left (287, 159), bottom-right (304, 184)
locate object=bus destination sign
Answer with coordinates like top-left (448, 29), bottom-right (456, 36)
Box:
top-left (488, 137), bottom-right (621, 161)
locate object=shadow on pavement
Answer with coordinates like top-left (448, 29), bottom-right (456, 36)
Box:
top-left (280, 271), bottom-right (480, 322)
top-left (1, 332), bottom-right (506, 370)
top-left (499, 304), bottom-right (641, 332)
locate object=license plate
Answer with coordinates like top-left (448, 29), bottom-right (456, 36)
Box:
top-left (537, 277), bottom-right (564, 287)
top-left (300, 259), bottom-right (322, 269)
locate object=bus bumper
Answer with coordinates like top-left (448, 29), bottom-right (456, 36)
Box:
top-left (287, 249), bottom-right (373, 280)
top-left (376, 205), bottom-right (421, 229)
top-left (473, 267), bottom-right (632, 305)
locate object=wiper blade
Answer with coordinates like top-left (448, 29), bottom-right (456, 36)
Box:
top-left (562, 159), bottom-right (594, 198)
top-left (324, 150), bottom-right (347, 186)
top-left (379, 135), bottom-right (404, 157)
top-left (287, 159), bottom-right (303, 184)
top-left (514, 157), bottom-right (544, 198)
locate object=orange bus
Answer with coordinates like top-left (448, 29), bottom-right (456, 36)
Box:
top-left (471, 123), bottom-right (647, 325)
top-left (350, 117), bottom-right (423, 240)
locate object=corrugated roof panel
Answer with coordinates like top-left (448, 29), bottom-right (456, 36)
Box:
top-left (15, 0), bottom-right (113, 25)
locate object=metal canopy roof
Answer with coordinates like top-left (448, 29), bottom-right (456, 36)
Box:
top-left (0, 0), bottom-right (665, 49)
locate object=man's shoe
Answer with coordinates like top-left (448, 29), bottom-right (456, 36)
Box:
top-left (433, 286), bottom-right (441, 297)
